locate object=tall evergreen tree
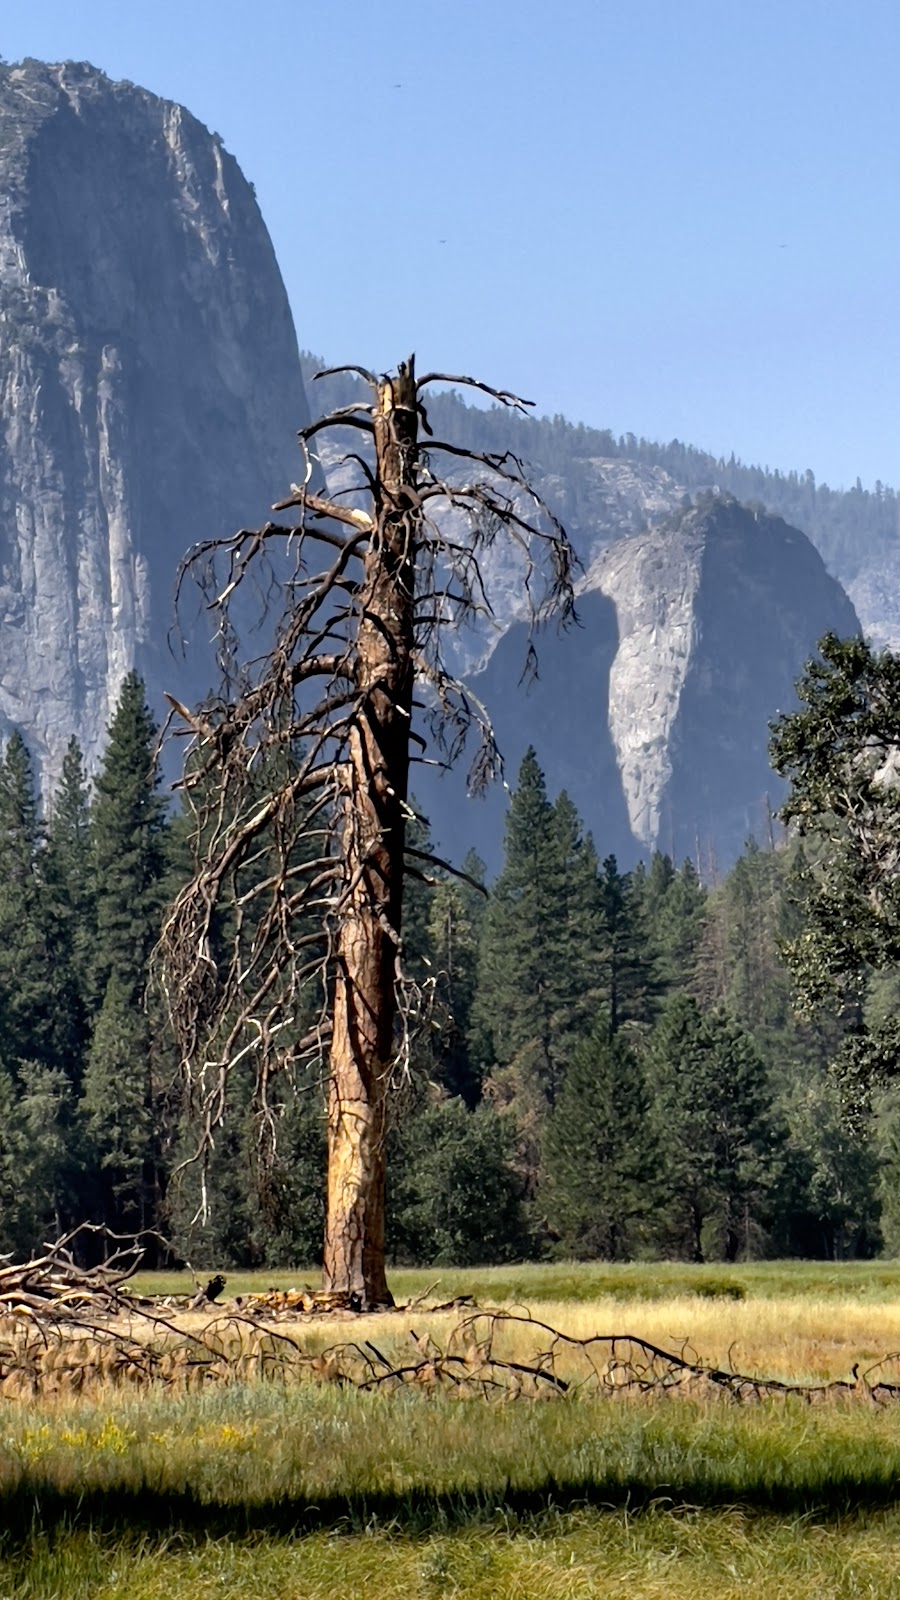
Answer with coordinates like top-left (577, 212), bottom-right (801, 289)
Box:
top-left (0, 1060), bottom-right (76, 1255)
top-left (80, 674), bottom-right (169, 1235)
top-left (44, 737), bottom-right (93, 1082)
top-left (472, 750), bottom-right (567, 1108)
top-left (81, 973), bottom-right (155, 1233)
top-left (640, 854), bottom-right (707, 996)
top-left (427, 860), bottom-right (484, 1106)
top-left (0, 732), bottom-right (75, 1072)
top-left (88, 673), bottom-right (169, 1004)
top-left (723, 841), bottom-right (788, 1035)
top-left (647, 994), bottom-right (779, 1261)
top-left (471, 758), bottom-right (615, 1197)
top-left (598, 853), bottom-right (656, 1034)
top-left (542, 1024), bottom-right (658, 1259)
top-left (551, 795), bottom-right (606, 1051)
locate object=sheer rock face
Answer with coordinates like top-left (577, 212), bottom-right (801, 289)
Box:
top-left (594, 500), bottom-right (860, 862)
top-left (422, 498), bottom-right (860, 873)
top-left (0, 60), bottom-right (309, 785)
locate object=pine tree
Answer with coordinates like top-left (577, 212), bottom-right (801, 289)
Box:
top-left (88, 673), bottom-right (169, 1004)
top-left (551, 795), bottom-right (606, 1052)
top-left (81, 974), bottom-right (154, 1233)
top-left (0, 1060), bottom-right (76, 1255)
top-left (0, 732), bottom-right (75, 1072)
top-left (639, 854), bottom-right (707, 995)
top-left (647, 994), bottom-right (779, 1261)
top-left (427, 863), bottom-right (484, 1106)
top-left (723, 841), bottom-right (788, 1035)
top-left (80, 674), bottom-right (169, 1234)
top-left (598, 854), bottom-right (656, 1034)
top-left (44, 737), bottom-right (93, 1082)
top-left (472, 750), bottom-right (567, 1108)
top-left (542, 1024), bottom-right (658, 1259)
top-left (471, 756), bottom-right (615, 1206)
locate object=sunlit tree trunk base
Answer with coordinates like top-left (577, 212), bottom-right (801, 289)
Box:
top-left (322, 961), bottom-right (394, 1306)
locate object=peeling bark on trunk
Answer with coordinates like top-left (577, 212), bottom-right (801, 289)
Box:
top-left (322, 359), bottom-right (419, 1306)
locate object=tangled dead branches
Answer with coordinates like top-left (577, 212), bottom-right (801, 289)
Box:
top-left (0, 1225), bottom-right (151, 1319)
top-left (1, 1258), bottom-right (899, 1406)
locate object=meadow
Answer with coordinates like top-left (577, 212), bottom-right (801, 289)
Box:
top-left (6, 1261), bottom-right (900, 1597)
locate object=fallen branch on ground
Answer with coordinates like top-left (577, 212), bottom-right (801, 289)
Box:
top-left (0, 1239), bottom-right (897, 1405)
top-left (0, 1248), bottom-right (898, 1403)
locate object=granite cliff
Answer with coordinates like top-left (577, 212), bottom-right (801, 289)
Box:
top-left (0, 59), bottom-right (309, 784)
top-left (420, 497), bottom-right (861, 873)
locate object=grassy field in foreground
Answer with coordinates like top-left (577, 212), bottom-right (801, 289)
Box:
top-left (6, 1387), bottom-right (900, 1594)
top-left (8, 1506), bottom-right (900, 1600)
top-left (5, 1384), bottom-right (900, 1513)
top-left (9, 1261), bottom-right (900, 1597)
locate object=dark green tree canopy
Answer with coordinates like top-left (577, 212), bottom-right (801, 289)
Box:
top-left (770, 633), bottom-right (900, 1103)
top-left (647, 994), bottom-right (779, 1261)
top-left (770, 633), bottom-right (900, 1001)
top-left (543, 1023), bottom-right (658, 1260)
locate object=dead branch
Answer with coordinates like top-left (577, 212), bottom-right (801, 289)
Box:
top-left (416, 371), bottom-right (534, 413)
top-left (271, 491), bottom-right (375, 534)
top-left (0, 1225), bottom-right (152, 1315)
top-left (313, 363), bottom-right (378, 388)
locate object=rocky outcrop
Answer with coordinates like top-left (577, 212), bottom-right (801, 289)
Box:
top-left (421, 498), bottom-right (860, 872)
top-left (605, 499), bottom-right (859, 864)
top-left (844, 560), bottom-right (900, 653)
top-left (0, 59), bottom-right (309, 786)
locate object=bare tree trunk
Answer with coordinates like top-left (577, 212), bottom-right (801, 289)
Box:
top-left (163, 354), bottom-right (575, 1312)
top-left (322, 359), bottom-right (419, 1305)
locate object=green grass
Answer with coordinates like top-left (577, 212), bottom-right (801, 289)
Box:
top-left (4, 1383), bottom-right (900, 1521)
top-left (15, 1260), bottom-right (900, 1596)
top-left (8, 1507), bottom-right (900, 1600)
top-left (7, 1387), bottom-right (900, 1596)
top-left (132, 1257), bottom-right (900, 1304)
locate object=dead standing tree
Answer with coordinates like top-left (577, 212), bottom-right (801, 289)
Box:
top-left (160, 356), bottom-right (575, 1306)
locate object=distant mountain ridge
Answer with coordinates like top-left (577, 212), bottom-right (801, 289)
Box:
top-left (303, 354), bottom-right (900, 652)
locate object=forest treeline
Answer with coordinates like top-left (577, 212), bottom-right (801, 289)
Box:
top-left (2, 676), bottom-right (899, 1269)
top-left (301, 352), bottom-right (897, 583)
top-left (425, 392), bottom-right (900, 583)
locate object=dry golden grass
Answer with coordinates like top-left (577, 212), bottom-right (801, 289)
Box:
top-left (176, 1288), bottom-right (900, 1387)
top-left (484, 1293), bottom-right (900, 1383)
top-left (6, 1269), bottom-right (900, 1405)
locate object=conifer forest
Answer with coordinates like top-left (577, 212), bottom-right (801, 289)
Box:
top-left (4, 669), bottom-right (896, 1272)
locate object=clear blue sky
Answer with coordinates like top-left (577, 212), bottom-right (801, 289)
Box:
top-left (4, 0), bottom-right (899, 489)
